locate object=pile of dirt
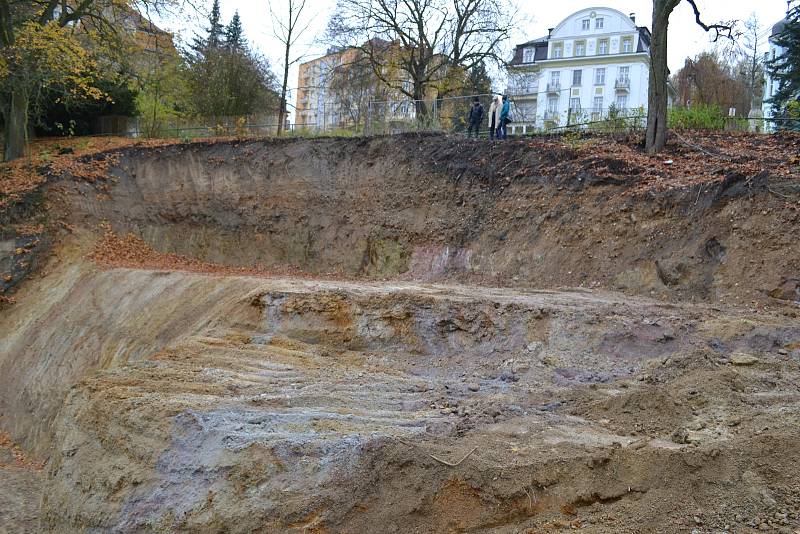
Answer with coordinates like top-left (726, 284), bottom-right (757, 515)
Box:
top-left (0, 132), bottom-right (799, 532)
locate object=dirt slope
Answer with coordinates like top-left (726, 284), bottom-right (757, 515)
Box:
top-left (36, 133), bottom-right (798, 308)
top-left (0, 133), bottom-right (799, 533)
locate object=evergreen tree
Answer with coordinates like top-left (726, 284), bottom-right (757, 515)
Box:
top-left (463, 61), bottom-right (492, 96)
top-left (192, 0), bottom-right (225, 51)
top-left (767, 1), bottom-right (800, 118)
top-left (207, 0), bottom-right (224, 48)
top-left (225, 11), bottom-right (245, 50)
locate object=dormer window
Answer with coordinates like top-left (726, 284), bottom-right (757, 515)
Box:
top-left (575, 40), bottom-right (586, 57)
top-left (523, 47), bottom-right (534, 63)
top-left (595, 17), bottom-right (604, 29)
top-left (581, 19), bottom-right (590, 31)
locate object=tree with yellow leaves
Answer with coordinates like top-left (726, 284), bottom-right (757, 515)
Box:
top-left (1, 22), bottom-right (104, 160)
top-left (0, 1), bottom-right (178, 162)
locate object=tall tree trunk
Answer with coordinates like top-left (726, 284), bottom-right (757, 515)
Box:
top-left (646, 1), bottom-right (678, 154)
top-left (278, 45), bottom-right (289, 136)
top-left (3, 89), bottom-right (29, 162)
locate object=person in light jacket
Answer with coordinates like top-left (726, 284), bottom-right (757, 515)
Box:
top-left (488, 95), bottom-right (501, 140)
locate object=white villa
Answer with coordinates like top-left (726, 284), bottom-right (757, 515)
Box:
top-left (762, 17), bottom-right (788, 132)
top-left (506, 7), bottom-right (651, 132)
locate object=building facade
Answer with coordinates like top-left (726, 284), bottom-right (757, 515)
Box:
top-left (762, 17), bottom-right (789, 132)
top-left (296, 42), bottom-right (427, 132)
top-left (295, 48), bottom-right (352, 131)
top-left (507, 7), bottom-right (651, 131)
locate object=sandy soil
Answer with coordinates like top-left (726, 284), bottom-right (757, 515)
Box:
top-left (0, 134), bottom-right (798, 532)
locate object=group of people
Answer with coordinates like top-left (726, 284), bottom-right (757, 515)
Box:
top-left (467, 95), bottom-right (511, 140)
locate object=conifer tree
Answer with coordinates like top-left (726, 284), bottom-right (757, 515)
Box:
top-left (225, 11), bottom-right (245, 50)
top-left (207, 0), bottom-right (224, 48)
top-left (192, 0), bottom-right (225, 52)
top-left (767, 1), bottom-right (800, 121)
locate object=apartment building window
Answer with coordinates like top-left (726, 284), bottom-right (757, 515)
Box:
top-left (598, 39), bottom-right (609, 55)
top-left (594, 68), bottom-right (606, 85)
top-left (547, 96), bottom-right (558, 113)
top-left (622, 38), bottom-right (633, 53)
top-left (551, 71), bottom-right (561, 85)
top-left (618, 66), bottom-right (630, 82)
top-left (569, 97), bottom-right (581, 111)
top-left (581, 19), bottom-right (590, 31)
top-left (552, 43), bottom-right (563, 58)
top-left (593, 96), bottom-right (603, 111)
top-left (572, 69), bottom-right (582, 86)
top-left (522, 74), bottom-right (538, 93)
top-left (595, 17), bottom-right (604, 29)
top-left (520, 102), bottom-right (536, 120)
top-left (575, 41), bottom-right (586, 57)
top-left (523, 47), bottom-right (534, 63)
top-left (616, 94), bottom-right (628, 109)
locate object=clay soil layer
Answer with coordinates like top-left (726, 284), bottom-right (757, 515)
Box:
top-left (1, 133), bottom-right (799, 533)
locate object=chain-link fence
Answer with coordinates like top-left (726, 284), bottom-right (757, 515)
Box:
top-left (365, 94), bottom-right (500, 135)
top-left (88, 99), bottom-right (798, 140)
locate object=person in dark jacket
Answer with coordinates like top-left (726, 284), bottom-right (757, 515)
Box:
top-left (466, 97), bottom-right (484, 138)
top-left (497, 95), bottom-right (511, 140)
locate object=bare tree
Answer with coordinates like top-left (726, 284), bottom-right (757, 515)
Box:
top-left (326, 51), bottom-right (380, 130)
top-left (738, 13), bottom-right (765, 112)
top-left (269, 0), bottom-right (312, 135)
top-left (326, 0), bottom-right (514, 117)
top-left (646, 0), bottom-right (735, 154)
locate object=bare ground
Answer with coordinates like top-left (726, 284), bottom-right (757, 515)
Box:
top-left (1, 133), bottom-right (799, 533)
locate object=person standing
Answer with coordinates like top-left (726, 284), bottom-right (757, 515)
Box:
top-left (488, 95), bottom-right (500, 140)
top-left (498, 95), bottom-right (511, 140)
top-left (466, 97), bottom-right (484, 138)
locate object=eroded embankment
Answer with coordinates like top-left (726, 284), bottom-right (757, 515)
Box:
top-left (1, 134), bottom-right (800, 532)
top-left (43, 134), bottom-right (800, 307)
top-left (2, 260), bottom-right (799, 532)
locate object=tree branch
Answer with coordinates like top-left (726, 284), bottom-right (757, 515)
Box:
top-left (684, 0), bottom-right (735, 41)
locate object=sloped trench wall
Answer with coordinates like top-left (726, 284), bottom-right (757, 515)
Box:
top-left (60, 135), bottom-right (800, 305)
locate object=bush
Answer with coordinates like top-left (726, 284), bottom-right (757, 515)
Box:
top-left (668, 105), bottom-right (726, 130)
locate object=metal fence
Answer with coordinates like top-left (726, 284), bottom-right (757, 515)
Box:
top-left (88, 99), bottom-right (798, 140)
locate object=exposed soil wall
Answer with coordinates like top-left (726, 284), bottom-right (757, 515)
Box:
top-left (53, 135), bottom-right (800, 306)
top-left (1, 134), bottom-right (799, 533)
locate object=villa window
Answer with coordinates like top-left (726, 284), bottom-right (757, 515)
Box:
top-left (581, 19), bottom-right (590, 31)
top-left (618, 66), bottom-right (630, 82)
top-left (552, 44), bottom-right (563, 59)
top-left (595, 17), bottom-right (604, 29)
top-left (598, 39), bottom-right (609, 55)
top-left (523, 47), bottom-right (534, 63)
top-left (551, 71), bottom-right (561, 84)
top-left (593, 96), bottom-right (603, 111)
top-left (616, 94), bottom-right (628, 109)
top-left (570, 97), bottom-right (581, 111)
top-left (594, 67), bottom-right (606, 85)
top-left (572, 69), bottom-right (582, 86)
top-left (622, 38), bottom-right (633, 53)
top-left (575, 40), bottom-right (586, 57)
top-left (548, 97), bottom-right (558, 113)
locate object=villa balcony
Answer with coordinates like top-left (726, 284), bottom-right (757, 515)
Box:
top-left (546, 82), bottom-right (561, 95)
top-left (615, 78), bottom-right (630, 92)
top-left (544, 110), bottom-right (560, 121)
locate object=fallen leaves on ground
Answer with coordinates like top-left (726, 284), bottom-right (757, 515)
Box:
top-left (0, 432), bottom-right (43, 471)
top-left (91, 229), bottom-right (351, 281)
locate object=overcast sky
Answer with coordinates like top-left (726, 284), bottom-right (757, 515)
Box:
top-left (162, 0), bottom-right (789, 119)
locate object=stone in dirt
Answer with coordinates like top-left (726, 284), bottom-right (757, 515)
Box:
top-left (730, 353), bottom-right (760, 366)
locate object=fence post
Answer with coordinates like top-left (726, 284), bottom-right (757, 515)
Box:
top-left (365, 101), bottom-right (372, 136)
